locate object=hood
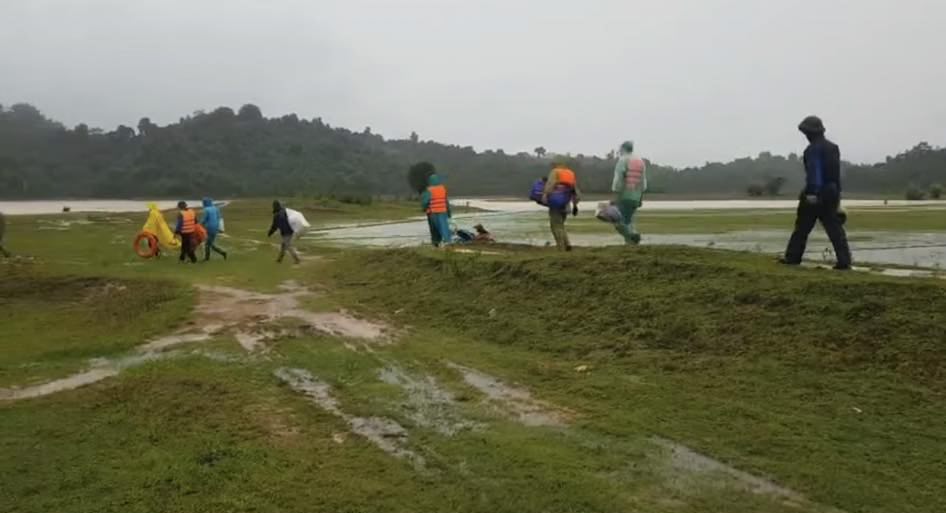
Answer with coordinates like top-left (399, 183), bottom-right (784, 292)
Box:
top-left (428, 174), bottom-right (443, 186)
top-left (202, 197), bottom-right (213, 207)
top-left (272, 200), bottom-right (282, 213)
top-left (620, 140), bottom-right (635, 155)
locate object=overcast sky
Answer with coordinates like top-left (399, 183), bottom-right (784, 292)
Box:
top-left (2, 0), bottom-right (944, 166)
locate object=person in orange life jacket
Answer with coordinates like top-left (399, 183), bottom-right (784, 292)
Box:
top-left (611, 140), bottom-right (647, 245)
top-left (421, 173), bottom-right (452, 247)
top-left (173, 201), bottom-right (198, 263)
top-left (541, 161), bottom-right (581, 251)
top-left (780, 116), bottom-right (852, 270)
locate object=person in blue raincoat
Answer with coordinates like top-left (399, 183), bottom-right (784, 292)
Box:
top-left (200, 197), bottom-right (228, 261)
top-left (421, 174), bottom-right (452, 247)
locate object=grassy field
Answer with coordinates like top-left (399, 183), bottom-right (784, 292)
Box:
top-left (2, 200), bottom-right (945, 513)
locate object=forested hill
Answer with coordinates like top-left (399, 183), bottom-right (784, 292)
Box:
top-left (1, 102), bottom-right (943, 199)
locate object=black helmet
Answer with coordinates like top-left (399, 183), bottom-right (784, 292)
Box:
top-left (177, 201), bottom-right (187, 209)
top-left (798, 115), bottom-right (826, 135)
top-left (620, 140), bottom-right (634, 153)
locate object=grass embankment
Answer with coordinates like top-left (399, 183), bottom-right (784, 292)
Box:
top-left (330, 246), bottom-right (946, 513)
top-left (3, 201), bottom-right (946, 513)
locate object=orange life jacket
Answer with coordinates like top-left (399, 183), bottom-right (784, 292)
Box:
top-left (555, 168), bottom-right (577, 189)
top-left (180, 209), bottom-right (197, 234)
top-left (625, 158), bottom-right (645, 190)
top-left (427, 185), bottom-right (448, 214)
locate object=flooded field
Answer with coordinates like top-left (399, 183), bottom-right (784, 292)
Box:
top-left (306, 200), bottom-right (946, 269)
top-left (4, 198), bottom-right (945, 268)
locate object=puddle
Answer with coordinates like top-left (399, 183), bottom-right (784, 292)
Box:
top-left (0, 351), bottom-right (175, 401)
top-left (652, 437), bottom-right (809, 504)
top-left (140, 332), bottom-right (212, 352)
top-left (0, 368), bottom-right (119, 401)
top-left (378, 365), bottom-right (479, 436)
top-left (275, 368), bottom-right (424, 467)
top-left (446, 362), bottom-right (569, 427)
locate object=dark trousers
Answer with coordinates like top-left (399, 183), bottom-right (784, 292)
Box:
top-left (204, 231), bottom-right (227, 261)
top-left (179, 233), bottom-right (197, 263)
top-left (784, 190), bottom-right (851, 267)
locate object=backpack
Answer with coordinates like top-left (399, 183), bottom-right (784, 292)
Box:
top-left (530, 179), bottom-right (547, 205)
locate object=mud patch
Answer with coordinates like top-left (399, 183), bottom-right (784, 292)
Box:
top-left (275, 367), bottom-right (424, 468)
top-left (446, 362), bottom-right (570, 427)
top-left (379, 365), bottom-right (479, 436)
top-left (652, 437), bottom-right (809, 504)
top-left (196, 284), bottom-right (390, 349)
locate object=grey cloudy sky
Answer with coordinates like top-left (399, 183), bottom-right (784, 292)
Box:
top-left (2, 0), bottom-right (944, 166)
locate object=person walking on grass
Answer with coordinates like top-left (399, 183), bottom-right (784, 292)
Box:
top-left (612, 140), bottom-right (647, 245)
top-left (174, 201), bottom-right (198, 263)
top-left (0, 212), bottom-right (11, 258)
top-left (200, 197), bottom-right (227, 261)
top-left (268, 200), bottom-right (300, 264)
top-left (421, 172), bottom-right (452, 247)
top-left (779, 115), bottom-right (852, 270)
top-left (541, 160), bottom-right (580, 251)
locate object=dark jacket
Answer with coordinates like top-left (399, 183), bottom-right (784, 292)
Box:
top-left (803, 136), bottom-right (842, 195)
top-left (268, 208), bottom-right (293, 237)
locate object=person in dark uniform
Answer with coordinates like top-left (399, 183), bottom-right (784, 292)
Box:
top-left (780, 116), bottom-right (852, 270)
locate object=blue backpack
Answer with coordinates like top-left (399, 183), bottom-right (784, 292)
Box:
top-left (530, 179), bottom-right (546, 205)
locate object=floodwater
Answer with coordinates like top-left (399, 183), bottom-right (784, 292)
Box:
top-left (4, 198), bottom-right (945, 268)
top-left (0, 200), bottom-right (205, 215)
top-left (306, 199), bottom-right (946, 269)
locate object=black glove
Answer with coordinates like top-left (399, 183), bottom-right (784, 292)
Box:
top-left (572, 205), bottom-right (579, 216)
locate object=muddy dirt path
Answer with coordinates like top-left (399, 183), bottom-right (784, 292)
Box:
top-left (0, 281), bottom-right (390, 401)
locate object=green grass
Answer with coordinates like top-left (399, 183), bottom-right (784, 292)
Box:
top-left (327, 246), bottom-right (946, 513)
top-left (0, 269), bottom-right (191, 386)
top-left (2, 200), bottom-right (946, 513)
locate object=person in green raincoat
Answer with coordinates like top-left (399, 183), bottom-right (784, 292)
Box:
top-left (421, 173), bottom-right (452, 246)
top-left (611, 141), bottom-right (647, 244)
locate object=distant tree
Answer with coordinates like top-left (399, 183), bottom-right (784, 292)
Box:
top-left (905, 184), bottom-right (926, 201)
top-left (764, 176), bottom-right (786, 196)
top-left (74, 123), bottom-right (89, 139)
top-left (110, 125), bottom-right (135, 142)
top-left (9, 103), bottom-right (44, 122)
top-left (363, 126), bottom-right (372, 135)
top-left (410, 131), bottom-right (419, 144)
top-left (407, 161), bottom-right (436, 193)
top-left (237, 103), bottom-right (263, 121)
top-left (534, 146), bottom-right (547, 158)
top-left (747, 183), bottom-right (765, 197)
top-left (929, 183), bottom-right (943, 199)
top-left (137, 117), bottom-right (155, 137)
top-left (606, 150), bottom-right (616, 160)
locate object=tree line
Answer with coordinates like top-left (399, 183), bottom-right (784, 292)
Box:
top-left (0, 102), bottom-right (943, 199)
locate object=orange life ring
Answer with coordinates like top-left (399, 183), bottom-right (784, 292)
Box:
top-left (194, 224), bottom-right (208, 244)
top-left (134, 231), bottom-right (160, 258)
